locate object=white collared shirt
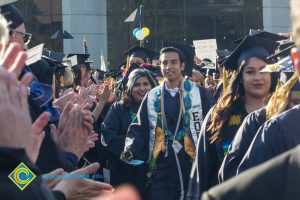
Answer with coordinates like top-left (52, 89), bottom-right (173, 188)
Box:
top-left (165, 83), bottom-right (180, 97)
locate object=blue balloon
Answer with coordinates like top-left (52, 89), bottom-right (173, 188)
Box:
top-left (133, 28), bottom-right (140, 37)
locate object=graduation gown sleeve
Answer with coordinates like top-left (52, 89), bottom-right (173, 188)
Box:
top-left (123, 94), bottom-right (150, 161)
top-left (101, 102), bottom-right (131, 156)
top-left (237, 106), bottom-right (300, 174)
top-left (219, 107), bottom-right (266, 182)
top-left (201, 145), bottom-right (300, 200)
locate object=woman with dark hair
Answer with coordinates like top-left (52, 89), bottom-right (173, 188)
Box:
top-left (70, 54), bottom-right (92, 88)
top-left (186, 36), bottom-right (279, 199)
top-left (219, 70), bottom-right (300, 182)
top-left (101, 68), bottom-right (156, 196)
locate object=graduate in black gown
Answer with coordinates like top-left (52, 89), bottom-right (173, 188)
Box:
top-left (187, 36), bottom-right (279, 199)
top-left (219, 61), bottom-right (300, 182)
top-left (101, 68), bottom-right (156, 195)
top-left (237, 74), bottom-right (300, 173)
top-left (121, 44), bottom-right (213, 200)
top-left (201, 144), bottom-right (300, 200)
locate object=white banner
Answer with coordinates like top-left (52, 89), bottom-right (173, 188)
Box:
top-left (193, 39), bottom-right (217, 65)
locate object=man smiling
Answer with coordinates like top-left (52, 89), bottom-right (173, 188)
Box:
top-left (121, 44), bottom-right (213, 200)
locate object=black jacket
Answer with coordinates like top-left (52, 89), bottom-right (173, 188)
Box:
top-left (202, 144), bottom-right (300, 200)
top-left (238, 105), bottom-right (300, 173)
top-left (0, 147), bottom-right (65, 200)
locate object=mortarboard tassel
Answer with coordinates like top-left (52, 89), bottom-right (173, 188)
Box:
top-left (222, 67), bottom-right (227, 92)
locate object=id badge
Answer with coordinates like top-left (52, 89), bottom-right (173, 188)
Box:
top-left (172, 140), bottom-right (182, 154)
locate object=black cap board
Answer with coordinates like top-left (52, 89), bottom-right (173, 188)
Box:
top-left (232, 29), bottom-right (289, 44)
top-left (124, 46), bottom-right (157, 61)
top-left (267, 43), bottom-right (295, 61)
top-left (67, 54), bottom-right (91, 70)
top-left (0, 4), bottom-right (23, 29)
top-left (223, 36), bottom-right (279, 71)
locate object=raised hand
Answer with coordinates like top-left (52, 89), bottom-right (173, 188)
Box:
top-left (53, 163), bottom-right (114, 200)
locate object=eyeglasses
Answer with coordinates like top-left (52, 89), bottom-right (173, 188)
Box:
top-left (10, 29), bottom-right (32, 45)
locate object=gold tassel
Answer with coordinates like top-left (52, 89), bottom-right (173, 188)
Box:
top-left (60, 74), bottom-right (64, 88)
top-left (184, 132), bottom-right (196, 159)
top-left (152, 126), bottom-right (166, 159)
top-left (222, 67), bottom-right (227, 92)
top-left (125, 55), bottom-right (130, 74)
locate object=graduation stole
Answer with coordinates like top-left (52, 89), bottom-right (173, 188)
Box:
top-left (147, 79), bottom-right (203, 177)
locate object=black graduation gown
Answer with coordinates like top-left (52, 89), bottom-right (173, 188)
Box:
top-left (238, 105), bottom-right (300, 174)
top-left (201, 144), bottom-right (300, 200)
top-left (0, 147), bottom-right (64, 200)
top-left (186, 101), bottom-right (248, 200)
top-left (101, 101), bottom-right (147, 195)
top-left (218, 107), bottom-right (266, 182)
top-left (125, 87), bottom-right (213, 200)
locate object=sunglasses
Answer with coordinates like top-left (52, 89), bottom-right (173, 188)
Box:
top-left (10, 29), bottom-right (32, 45)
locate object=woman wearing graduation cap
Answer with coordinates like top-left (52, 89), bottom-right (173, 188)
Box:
top-left (219, 47), bottom-right (300, 182)
top-left (68, 54), bottom-right (93, 88)
top-left (101, 67), bottom-right (156, 196)
top-left (186, 35), bottom-right (279, 199)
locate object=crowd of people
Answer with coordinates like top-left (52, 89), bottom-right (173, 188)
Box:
top-left (1, 0), bottom-right (300, 199)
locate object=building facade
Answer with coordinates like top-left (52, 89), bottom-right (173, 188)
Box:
top-left (15, 0), bottom-right (290, 69)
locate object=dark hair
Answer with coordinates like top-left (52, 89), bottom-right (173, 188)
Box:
top-left (122, 68), bottom-right (157, 106)
top-left (72, 64), bottom-right (91, 87)
top-left (208, 56), bottom-right (275, 142)
top-left (160, 47), bottom-right (186, 64)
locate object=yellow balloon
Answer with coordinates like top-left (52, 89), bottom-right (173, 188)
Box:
top-left (142, 27), bottom-right (150, 37)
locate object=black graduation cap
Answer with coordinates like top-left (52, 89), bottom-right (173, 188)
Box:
top-left (0, 0), bottom-right (18, 7)
top-left (162, 41), bottom-right (195, 77)
top-left (117, 63), bottom-right (141, 88)
top-left (151, 52), bottom-right (160, 61)
top-left (267, 43), bottom-right (295, 61)
top-left (124, 46), bottom-right (156, 62)
top-left (232, 29), bottom-right (289, 44)
top-left (63, 30), bottom-right (73, 39)
top-left (43, 49), bottom-right (66, 63)
top-left (217, 56), bottom-right (229, 67)
top-left (50, 30), bottom-right (74, 40)
top-left (50, 30), bottom-right (63, 40)
top-left (104, 69), bottom-right (122, 79)
top-left (103, 61), bottom-right (125, 79)
top-left (278, 41), bottom-right (294, 50)
top-left (0, 4), bottom-right (24, 29)
top-left (28, 58), bottom-right (53, 85)
top-left (140, 63), bottom-right (163, 79)
top-left (223, 36), bottom-right (279, 71)
top-left (67, 54), bottom-right (91, 69)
